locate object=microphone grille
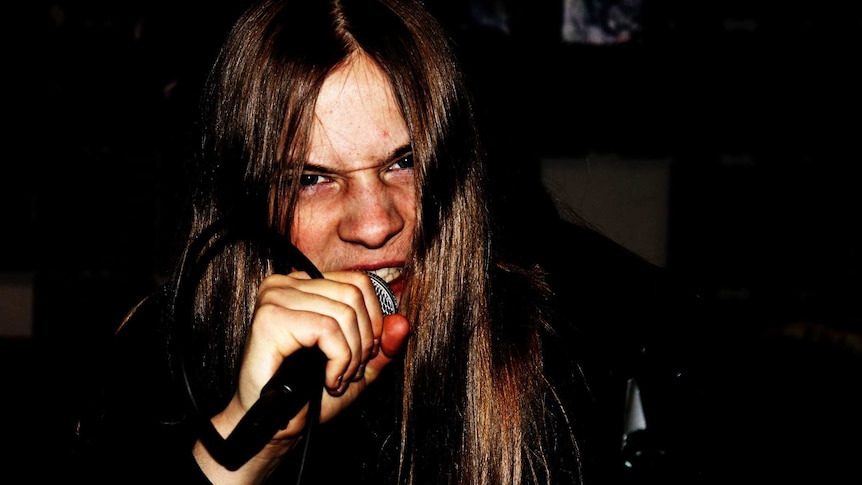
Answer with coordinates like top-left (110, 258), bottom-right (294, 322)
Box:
top-left (365, 271), bottom-right (398, 316)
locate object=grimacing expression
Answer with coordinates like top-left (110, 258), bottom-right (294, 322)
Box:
top-left (291, 54), bottom-right (415, 290)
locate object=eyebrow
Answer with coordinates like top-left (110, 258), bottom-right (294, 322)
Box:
top-left (303, 143), bottom-right (413, 174)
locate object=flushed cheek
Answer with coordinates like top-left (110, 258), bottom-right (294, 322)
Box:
top-left (390, 186), bottom-right (418, 236)
top-left (290, 210), bottom-right (341, 269)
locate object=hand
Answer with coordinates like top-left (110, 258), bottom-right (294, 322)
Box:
top-left (194, 270), bottom-right (409, 481)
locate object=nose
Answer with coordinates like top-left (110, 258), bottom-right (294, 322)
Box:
top-left (338, 183), bottom-right (405, 249)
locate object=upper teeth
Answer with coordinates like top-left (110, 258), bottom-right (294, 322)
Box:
top-left (368, 267), bottom-right (402, 283)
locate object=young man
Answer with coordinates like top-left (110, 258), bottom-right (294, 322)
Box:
top-left (72, 1), bottom-right (591, 483)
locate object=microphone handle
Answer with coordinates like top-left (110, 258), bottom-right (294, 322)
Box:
top-left (260, 346), bottom-right (328, 419)
top-left (214, 346), bottom-right (326, 470)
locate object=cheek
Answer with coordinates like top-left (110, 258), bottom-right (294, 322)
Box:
top-left (290, 205), bottom-right (335, 261)
top-left (389, 174), bottom-right (417, 211)
top-left (397, 193), bottom-right (418, 227)
top-left (398, 184), bottom-right (419, 220)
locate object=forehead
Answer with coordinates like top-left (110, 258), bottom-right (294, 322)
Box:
top-left (316, 53), bottom-right (396, 110)
top-left (308, 54), bottom-right (409, 169)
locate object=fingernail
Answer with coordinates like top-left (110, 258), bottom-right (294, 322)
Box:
top-left (372, 338), bottom-right (380, 357)
top-left (336, 376), bottom-right (349, 394)
top-left (353, 363), bottom-right (365, 381)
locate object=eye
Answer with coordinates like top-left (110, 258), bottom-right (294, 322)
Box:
top-left (299, 173), bottom-right (330, 187)
top-left (390, 154), bottom-right (414, 170)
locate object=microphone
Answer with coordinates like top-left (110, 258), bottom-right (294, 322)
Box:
top-left (211, 272), bottom-right (398, 469)
top-left (365, 271), bottom-right (398, 317)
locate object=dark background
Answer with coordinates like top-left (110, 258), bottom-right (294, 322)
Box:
top-left (2, 0), bottom-right (860, 480)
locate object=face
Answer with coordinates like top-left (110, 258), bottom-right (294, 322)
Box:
top-left (291, 53), bottom-right (415, 294)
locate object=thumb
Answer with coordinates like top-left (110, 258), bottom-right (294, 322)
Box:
top-left (366, 313), bottom-right (410, 376)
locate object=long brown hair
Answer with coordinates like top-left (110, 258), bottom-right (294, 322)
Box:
top-left (171, 0), bottom-right (579, 483)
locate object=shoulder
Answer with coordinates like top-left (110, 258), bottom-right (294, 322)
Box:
top-left (69, 284), bottom-right (203, 480)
